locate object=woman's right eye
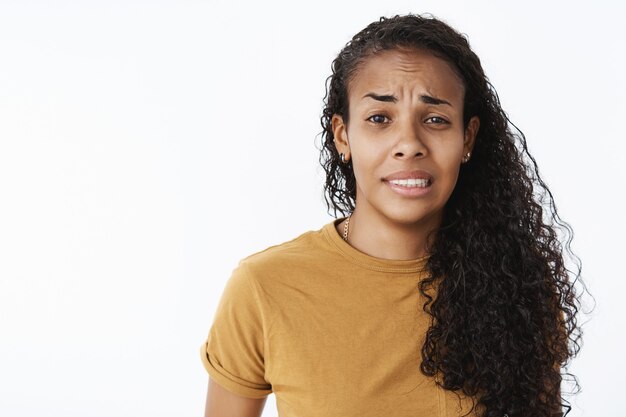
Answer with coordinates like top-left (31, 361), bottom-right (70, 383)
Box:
top-left (367, 114), bottom-right (389, 124)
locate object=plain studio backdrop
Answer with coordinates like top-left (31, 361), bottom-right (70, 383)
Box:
top-left (0, 0), bottom-right (624, 416)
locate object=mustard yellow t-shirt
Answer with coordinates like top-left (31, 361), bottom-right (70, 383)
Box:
top-left (200, 218), bottom-right (480, 416)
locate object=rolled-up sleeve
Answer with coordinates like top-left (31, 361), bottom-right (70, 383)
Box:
top-left (200, 262), bottom-right (272, 398)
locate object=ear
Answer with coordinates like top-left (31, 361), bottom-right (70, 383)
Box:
top-left (463, 116), bottom-right (480, 155)
top-left (331, 114), bottom-right (350, 162)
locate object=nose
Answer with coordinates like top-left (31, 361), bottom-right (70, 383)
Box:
top-left (392, 119), bottom-right (427, 159)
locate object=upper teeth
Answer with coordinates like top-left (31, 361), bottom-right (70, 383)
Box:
top-left (389, 178), bottom-right (429, 187)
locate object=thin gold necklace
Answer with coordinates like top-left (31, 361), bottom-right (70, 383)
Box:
top-left (342, 215), bottom-right (351, 242)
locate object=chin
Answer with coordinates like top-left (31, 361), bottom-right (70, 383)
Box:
top-left (383, 207), bottom-right (442, 227)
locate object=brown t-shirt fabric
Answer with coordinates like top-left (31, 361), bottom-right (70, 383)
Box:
top-left (200, 218), bottom-right (480, 417)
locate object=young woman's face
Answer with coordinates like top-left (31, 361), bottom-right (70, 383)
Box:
top-left (332, 48), bottom-right (479, 228)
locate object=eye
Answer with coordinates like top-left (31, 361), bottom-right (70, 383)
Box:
top-left (367, 114), bottom-right (390, 124)
top-left (425, 116), bottom-right (449, 125)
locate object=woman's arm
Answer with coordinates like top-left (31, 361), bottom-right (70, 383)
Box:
top-left (204, 378), bottom-right (268, 417)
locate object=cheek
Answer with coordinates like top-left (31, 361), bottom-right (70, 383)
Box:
top-left (348, 126), bottom-right (378, 175)
top-left (348, 137), bottom-right (386, 182)
top-left (350, 150), bottom-right (378, 188)
top-left (440, 162), bottom-right (462, 198)
top-left (433, 147), bottom-right (463, 187)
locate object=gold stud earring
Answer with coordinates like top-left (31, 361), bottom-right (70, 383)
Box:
top-left (462, 152), bottom-right (471, 163)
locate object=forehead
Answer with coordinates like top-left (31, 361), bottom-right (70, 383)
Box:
top-left (348, 48), bottom-right (465, 103)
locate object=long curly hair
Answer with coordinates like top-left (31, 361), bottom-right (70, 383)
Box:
top-left (318, 14), bottom-right (590, 417)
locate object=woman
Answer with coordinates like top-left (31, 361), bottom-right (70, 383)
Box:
top-left (201, 14), bottom-right (584, 417)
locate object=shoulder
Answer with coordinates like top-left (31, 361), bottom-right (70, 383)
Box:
top-left (236, 223), bottom-right (334, 283)
top-left (240, 226), bottom-right (326, 267)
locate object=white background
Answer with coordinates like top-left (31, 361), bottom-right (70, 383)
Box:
top-left (0, 1), bottom-right (624, 416)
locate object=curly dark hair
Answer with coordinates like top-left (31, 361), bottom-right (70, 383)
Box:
top-left (318, 14), bottom-right (590, 417)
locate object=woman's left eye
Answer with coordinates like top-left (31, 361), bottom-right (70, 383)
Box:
top-left (425, 116), bottom-right (449, 124)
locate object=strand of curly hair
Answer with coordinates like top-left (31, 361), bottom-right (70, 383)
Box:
top-left (317, 14), bottom-right (591, 417)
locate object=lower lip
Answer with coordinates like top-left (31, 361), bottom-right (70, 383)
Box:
top-left (384, 180), bottom-right (433, 197)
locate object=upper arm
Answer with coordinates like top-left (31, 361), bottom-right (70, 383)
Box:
top-left (205, 377), bottom-right (268, 417)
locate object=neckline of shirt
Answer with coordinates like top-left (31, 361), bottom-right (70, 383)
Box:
top-left (322, 217), bottom-right (429, 273)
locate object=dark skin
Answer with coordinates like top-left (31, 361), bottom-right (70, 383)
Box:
top-left (333, 48), bottom-right (479, 260)
top-left (204, 378), bottom-right (267, 417)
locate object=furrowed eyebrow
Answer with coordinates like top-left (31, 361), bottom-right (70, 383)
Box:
top-left (419, 94), bottom-right (452, 106)
top-left (362, 92), bottom-right (452, 107)
top-left (362, 93), bottom-right (397, 103)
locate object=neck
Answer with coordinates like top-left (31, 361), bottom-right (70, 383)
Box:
top-left (343, 208), bottom-right (441, 260)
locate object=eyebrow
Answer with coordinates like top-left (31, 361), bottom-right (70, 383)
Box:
top-left (362, 92), bottom-right (452, 107)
